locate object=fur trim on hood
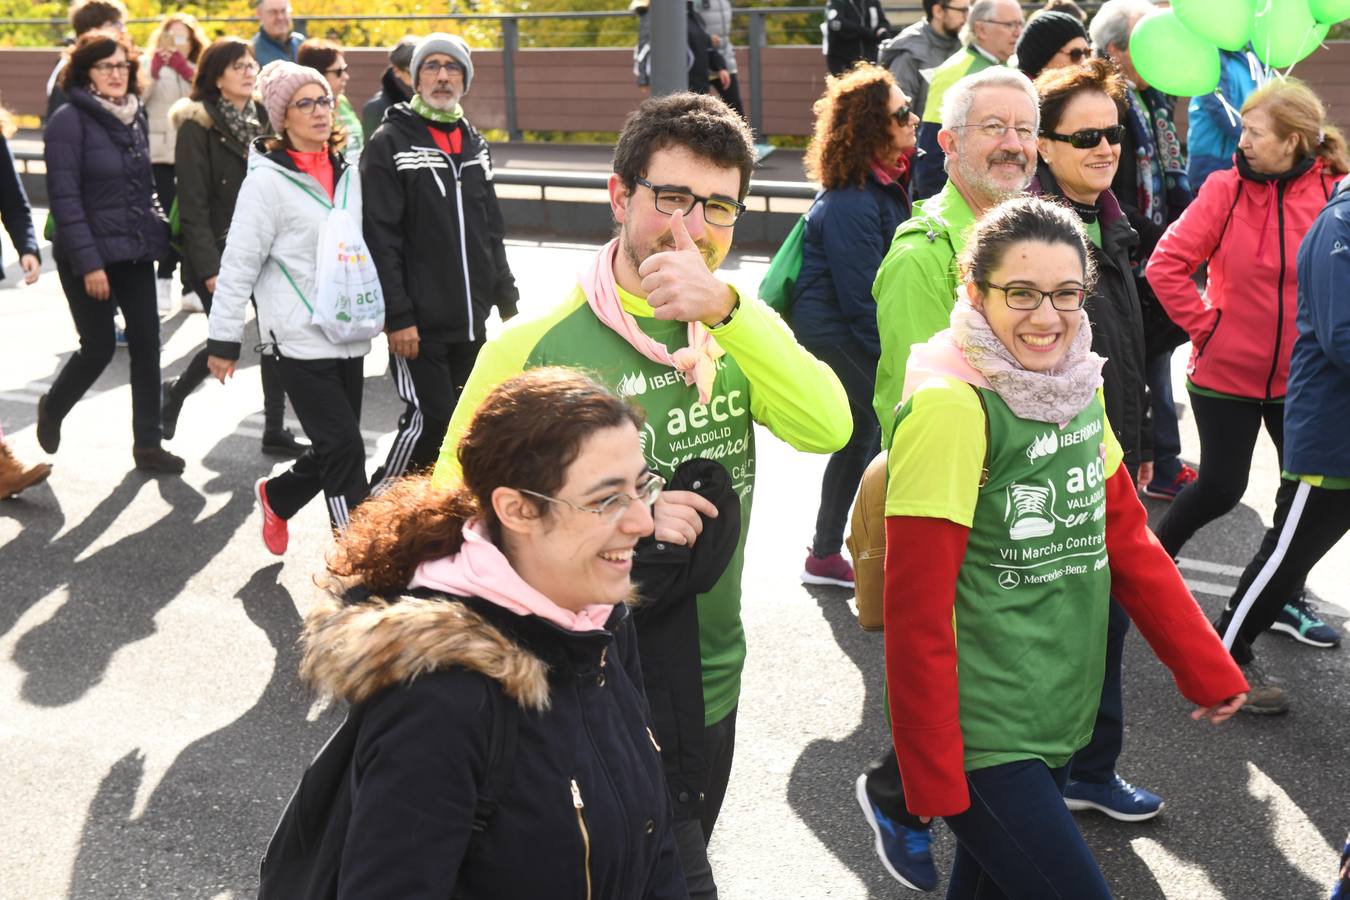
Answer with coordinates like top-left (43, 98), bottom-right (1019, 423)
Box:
top-left (168, 97), bottom-right (212, 131)
top-left (300, 591), bottom-right (552, 712)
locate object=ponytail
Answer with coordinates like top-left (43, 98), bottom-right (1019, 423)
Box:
top-left (1315, 124), bottom-right (1350, 177)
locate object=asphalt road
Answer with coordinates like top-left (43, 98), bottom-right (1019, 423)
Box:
top-left (1, 233), bottom-right (1347, 900)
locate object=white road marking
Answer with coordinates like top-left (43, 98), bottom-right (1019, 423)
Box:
top-left (1178, 557), bottom-right (1247, 578)
top-left (1184, 578), bottom-right (1237, 598)
top-left (1246, 761), bottom-right (1339, 886)
top-left (1130, 837), bottom-right (1223, 899)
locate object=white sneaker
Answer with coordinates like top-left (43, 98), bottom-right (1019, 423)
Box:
top-left (156, 278), bottom-right (174, 314)
top-left (180, 291), bottom-right (204, 313)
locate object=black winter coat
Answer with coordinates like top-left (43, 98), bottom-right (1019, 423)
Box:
top-left (45, 88), bottom-right (168, 276)
top-left (825, 0), bottom-right (891, 74)
top-left (361, 68), bottom-right (412, 139)
top-left (300, 590), bottom-right (687, 899)
top-left (360, 104), bottom-right (519, 342)
top-left (1032, 166), bottom-right (1152, 469)
top-left (0, 132), bottom-right (39, 281)
top-left (169, 98), bottom-right (269, 287)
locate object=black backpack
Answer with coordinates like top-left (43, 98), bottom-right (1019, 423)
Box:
top-left (258, 686), bottom-right (520, 899)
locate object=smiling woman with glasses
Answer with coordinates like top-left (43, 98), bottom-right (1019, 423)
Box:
top-left (274, 367), bottom-right (688, 898)
top-left (299, 37), bottom-right (364, 163)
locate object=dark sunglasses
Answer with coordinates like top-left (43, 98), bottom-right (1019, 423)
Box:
top-left (1041, 124), bottom-right (1126, 149)
top-left (1063, 47), bottom-right (1089, 63)
top-left (891, 106), bottom-right (913, 126)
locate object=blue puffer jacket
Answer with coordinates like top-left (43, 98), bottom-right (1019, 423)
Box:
top-left (791, 172), bottom-right (911, 357)
top-left (1186, 49), bottom-right (1259, 193)
top-left (1286, 175), bottom-right (1350, 479)
top-left (44, 88), bottom-right (168, 276)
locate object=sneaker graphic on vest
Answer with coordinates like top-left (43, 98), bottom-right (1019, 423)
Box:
top-left (1005, 482), bottom-right (1056, 540)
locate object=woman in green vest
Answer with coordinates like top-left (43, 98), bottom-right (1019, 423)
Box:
top-left (882, 196), bottom-right (1247, 898)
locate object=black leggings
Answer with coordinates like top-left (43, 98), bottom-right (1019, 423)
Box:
top-left (1153, 390), bottom-right (1287, 558)
top-left (152, 163), bottom-right (180, 283)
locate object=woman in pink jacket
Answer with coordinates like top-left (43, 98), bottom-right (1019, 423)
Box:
top-left (1144, 81), bottom-right (1347, 694)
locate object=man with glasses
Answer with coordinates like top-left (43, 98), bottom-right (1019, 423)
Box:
top-left (431, 93), bottom-right (850, 900)
top-left (911, 0), bottom-right (1024, 200)
top-left (252, 0), bottom-right (303, 66)
top-left (878, 0), bottom-right (967, 123)
top-left (855, 67), bottom-right (1038, 893)
top-left (361, 33), bottom-right (520, 492)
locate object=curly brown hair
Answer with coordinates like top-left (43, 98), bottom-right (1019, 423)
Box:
top-left (330, 368), bottom-right (645, 595)
top-left (1033, 57), bottom-right (1128, 138)
top-left (804, 62), bottom-right (904, 191)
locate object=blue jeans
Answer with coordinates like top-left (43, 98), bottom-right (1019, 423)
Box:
top-left (1068, 598), bottom-right (1130, 783)
top-left (1146, 349), bottom-right (1182, 480)
top-left (945, 760), bottom-right (1113, 899)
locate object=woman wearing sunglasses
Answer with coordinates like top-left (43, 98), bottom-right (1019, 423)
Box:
top-left (1014, 9), bottom-right (1088, 80)
top-left (289, 367), bottom-right (686, 899)
top-left (1145, 78), bottom-right (1350, 711)
top-left (793, 62), bottom-right (918, 590)
top-left (1029, 57), bottom-right (1164, 822)
top-left (885, 196), bottom-right (1246, 899)
top-left (206, 60), bottom-right (371, 554)
top-left (298, 38), bottom-right (364, 163)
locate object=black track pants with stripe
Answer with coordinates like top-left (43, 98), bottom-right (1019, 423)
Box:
top-left (265, 355), bottom-right (368, 531)
top-left (371, 340), bottom-right (482, 491)
top-left (1218, 478), bottom-right (1350, 663)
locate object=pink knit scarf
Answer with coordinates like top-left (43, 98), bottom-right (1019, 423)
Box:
top-left (580, 239), bottom-right (724, 405)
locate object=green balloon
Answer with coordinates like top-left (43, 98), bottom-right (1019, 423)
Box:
top-left (1308, 0), bottom-right (1350, 24)
top-left (1252, 0), bottom-right (1330, 67)
top-left (1174, 0), bottom-right (1255, 51)
top-left (1129, 11), bottom-right (1221, 97)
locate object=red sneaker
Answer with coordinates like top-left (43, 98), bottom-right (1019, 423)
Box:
top-left (255, 477), bottom-right (288, 556)
top-left (801, 548), bottom-right (855, 588)
top-left (1143, 464), bottom-right (1198, 501)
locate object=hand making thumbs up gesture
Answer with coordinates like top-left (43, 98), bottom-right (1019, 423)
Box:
top-left (637, 209), bottom-right (738, 327)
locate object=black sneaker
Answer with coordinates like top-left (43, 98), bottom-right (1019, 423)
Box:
top-left (36, 394), bottom-right (61, 454)
top-left (161, 380), bottom-right (184, 441)
top-left (261, 428), bottom-right (309, 459)
top-left (133, 446), bottom-right (186, 475)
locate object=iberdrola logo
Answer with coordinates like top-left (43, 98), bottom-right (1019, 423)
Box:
top-left (1026, 432), bottom-right (1058, 462)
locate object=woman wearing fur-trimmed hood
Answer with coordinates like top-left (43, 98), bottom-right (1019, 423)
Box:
top-left (283, 368), bottom-right (687, 899)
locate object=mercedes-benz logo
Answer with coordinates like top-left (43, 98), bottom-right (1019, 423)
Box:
top-left (997, 570), bottom-right (1020, 590)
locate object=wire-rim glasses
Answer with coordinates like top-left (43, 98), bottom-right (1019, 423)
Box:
top-left (519, 474), bottom-right (666, 525)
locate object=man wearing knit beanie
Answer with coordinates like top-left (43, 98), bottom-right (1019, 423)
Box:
top-left (256, 60), bottom-right (331, 138)
top-left (359, 32), bottom-right (518, 491)
top-left (1015, 10), bottom-right (1090, 79)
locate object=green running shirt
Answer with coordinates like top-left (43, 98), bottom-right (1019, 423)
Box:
top-left (433, 281), bottom-right (851, 725)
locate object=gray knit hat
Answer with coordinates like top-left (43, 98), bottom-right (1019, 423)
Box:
top-left (412, 32), bottom-right (474, 93)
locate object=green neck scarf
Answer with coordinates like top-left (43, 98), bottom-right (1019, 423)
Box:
top-left (412, 94), bottom-right (464, 124)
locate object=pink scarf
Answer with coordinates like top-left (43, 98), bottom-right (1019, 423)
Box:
top-left (580, 239), bottom-right (724, 405)
top-left (410, 520), bottom-right (613, 632)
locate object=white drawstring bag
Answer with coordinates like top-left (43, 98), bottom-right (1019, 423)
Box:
top-left (310, 205), bottom-right (385, 343)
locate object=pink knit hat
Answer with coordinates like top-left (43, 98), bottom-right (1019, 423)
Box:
top-left (256, 60), bottom-right (332, 135)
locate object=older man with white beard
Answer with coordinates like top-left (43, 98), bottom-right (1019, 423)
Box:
top-left (360, 33), bottom-right (520, 492)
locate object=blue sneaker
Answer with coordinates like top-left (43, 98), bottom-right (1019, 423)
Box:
top-left (854, 773), bottom-right (938, 891)
top-left (1270, 594), bottom-right (1341, 648)
top-left (1064, 774), bottom-right (1163, 822)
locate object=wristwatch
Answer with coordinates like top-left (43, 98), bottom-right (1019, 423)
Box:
top-left (710, 297), bottom-right (740, 329)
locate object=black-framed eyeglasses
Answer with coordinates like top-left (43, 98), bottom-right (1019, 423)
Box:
top-left (891, 106), bottom-right (913, 126)
top-left (519, 474), bottom-right (666, 525)
top-left (92, 62), bottom-right (131, 74)
top-left (422, 60), bottom-right (464, 77)
top-left (1041, 125), bottom-right (1126, 149)
top-left (290, 95), bottom-right (335, 115)
top-left (984, 282), bottom-right (1087, 311)
top-left (955, 121), bottom-right (1037, 142)
top-left (326, 65), bottom-right (349, 77)
top-left (1061, 47), bottom-right (1089, 64)
top-left (635, 176), bottom-right (746, 227)
top-left (941, 3), bottom-right (969, 13)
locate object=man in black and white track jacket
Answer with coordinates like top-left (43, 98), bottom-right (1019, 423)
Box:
top-left (361, 32), bottom-right (519, 491)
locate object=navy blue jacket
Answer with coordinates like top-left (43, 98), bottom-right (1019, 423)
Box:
top-left (44, 88), bottom-right (167, 276)
top-left (0, 132), bottom-right (39, 281)
top-left (1286, 175), bottom-right (1350, 479)
top-left (791, 173), bottom-right (911, 358)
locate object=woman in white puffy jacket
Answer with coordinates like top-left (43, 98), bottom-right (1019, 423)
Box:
top-left (207, 61), bottom-right (372, 556)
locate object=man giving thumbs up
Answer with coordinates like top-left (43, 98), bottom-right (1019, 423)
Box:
top-left (430, 92), bottom-right (850, 900)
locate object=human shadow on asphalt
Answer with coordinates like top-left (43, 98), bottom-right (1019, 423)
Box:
top-left (7, 434), bottom-right (255, 707)
top-left (67, 563), bottom-right (344, 899)
top-left (784, 584), bottom-right (956, 896)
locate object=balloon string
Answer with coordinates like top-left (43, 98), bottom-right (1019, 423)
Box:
top-left (1215, 89), bottom-right (1240, 129)
top-left (1283, 25), bottom-right (1319, 79)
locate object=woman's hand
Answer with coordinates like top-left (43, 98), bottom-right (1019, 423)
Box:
top-left (1136, 461), bottom-right (1154, 491)
top-left (1191, 693), bottom-right (1246, 725)
top-left (83, 269), bottom-right (110, 300)
top-left (207, 356), bottom-right (236, 384)
top-left (19, 254), bottom-right (40, 284)
top-left (652, 490), bottom-right (718, 546)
